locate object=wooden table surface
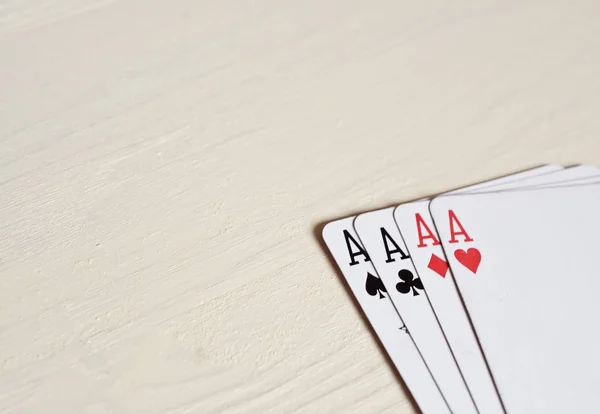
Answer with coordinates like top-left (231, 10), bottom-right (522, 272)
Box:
top-left (1, 1), bottom-right (599, 413)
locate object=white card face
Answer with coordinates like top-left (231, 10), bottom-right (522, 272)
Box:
top-left (392, 165), bottom-right (600, 413)
top-left (430, 183), bottom-right (600, 413)
top-left (321, 219), bottom-right (450, 414)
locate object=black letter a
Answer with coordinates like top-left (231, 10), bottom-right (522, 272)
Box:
top-left (381, 227), bottom-right (409, 263)
top-left (344, 230), bottom-right (370, 266)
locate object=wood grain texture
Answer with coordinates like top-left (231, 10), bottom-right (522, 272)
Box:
top-left (1, 0), bottom-right (599, 412)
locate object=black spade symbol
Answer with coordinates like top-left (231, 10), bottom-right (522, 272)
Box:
top-left (365, 272), bottom-right (387, 299)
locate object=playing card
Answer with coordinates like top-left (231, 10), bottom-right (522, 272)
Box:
top-left (321, 218), bottom-right (450, 414)
top-left (391, 165), bottom-right (600, 413)
top-left (429, 182), bottom-right (600, 413)
top-left (353, 166), bottom-right (563, 414)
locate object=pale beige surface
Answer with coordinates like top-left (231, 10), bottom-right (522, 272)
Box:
top-left (1, 1), bottom-right (600, 413)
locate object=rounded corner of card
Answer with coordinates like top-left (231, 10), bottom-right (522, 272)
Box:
top-left (428, 196), bottom-right (444, 214)
top-left (321, 220), bottom-right (338, 242)
top-left (353, 212), bottom-right (368, 232)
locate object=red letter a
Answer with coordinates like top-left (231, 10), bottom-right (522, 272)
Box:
top-left (416, 213), bottom-right (441, 248)
top-left (448, 210), bottom-right (474, 244)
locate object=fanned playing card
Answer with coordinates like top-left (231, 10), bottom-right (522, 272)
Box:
top-left (430, 181), bottom-right (600, 413)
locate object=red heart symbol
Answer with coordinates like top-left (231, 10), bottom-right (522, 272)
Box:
top-left (454, 248), bottom-right (481, 274)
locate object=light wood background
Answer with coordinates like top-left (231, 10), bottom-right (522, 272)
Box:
top-left (1, 1), bottom-right (599, 413)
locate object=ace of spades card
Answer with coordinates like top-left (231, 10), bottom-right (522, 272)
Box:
top-left (321, 218), bottom-right (450, 414)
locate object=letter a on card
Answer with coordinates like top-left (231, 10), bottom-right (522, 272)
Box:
top-left (416, 213), bottom-right (441, 248)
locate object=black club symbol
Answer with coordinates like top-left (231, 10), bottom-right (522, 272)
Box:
top-left (396, 269), bottom-right (424, 296)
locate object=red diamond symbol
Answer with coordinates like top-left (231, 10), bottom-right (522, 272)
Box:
top-left (427, 254), bottom-right (449, 278)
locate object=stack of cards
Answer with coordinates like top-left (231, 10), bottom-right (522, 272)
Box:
top-left (322, 164), bottom-right (600, 414)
